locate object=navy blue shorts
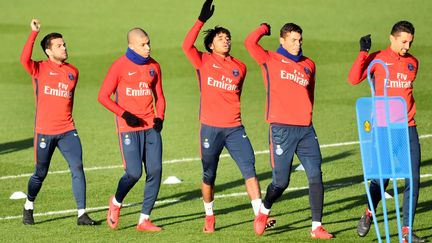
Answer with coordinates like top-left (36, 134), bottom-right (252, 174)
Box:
top-left (200, 124), bottom-right (256, 185)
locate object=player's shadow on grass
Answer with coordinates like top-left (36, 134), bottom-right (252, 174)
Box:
top-left (136, 151), bottom-right (354, 230)
top-left (154, 170), bottom-right (273, 210)
top-left (0, 137), bottom-right (33, 155)
top-left (116, 210), bottom-right (205, 230)
top-left (321, 150), bottom-right (355, 166)
top-left (155, 150), bottom-right (353, 208)
top-left (36, 212), bottom-right (104, 225)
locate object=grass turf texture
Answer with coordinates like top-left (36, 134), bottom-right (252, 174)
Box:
top-left (1, 0), bottom-right (431, 242)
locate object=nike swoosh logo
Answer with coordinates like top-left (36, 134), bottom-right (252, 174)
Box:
top-left (49, 72), bottom-right (58, 75)
top-left (281, 60), bottom-right (290, 64)
top-left (385, 63), bottom-right (394, 66)
top-left (212, 64), bottom-right (221, 69)
top-left (242, 134), bottom-right (247, 138)
top-left (73, 133), bottom-right (78, 136)
top-left (128, 72), bottom-right (137, 76)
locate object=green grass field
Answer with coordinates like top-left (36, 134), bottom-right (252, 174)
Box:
top-left (1, 0), bottom-right (431, 242)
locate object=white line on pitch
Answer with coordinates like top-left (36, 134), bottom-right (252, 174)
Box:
top-left (2, 174), bottom-right (432, 221)
top-left (1, 134), bottom-right (431, 181)
top-left (0, 186), bottom-right (310, 221)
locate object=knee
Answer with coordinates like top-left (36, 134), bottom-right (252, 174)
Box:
top-left (126, 170), bottom-right (142, 183)
top-left (307, 173), bottom-right (323, 185)
top-left (33, 166), bottom-right (49, 181)
top-left (203, 170), bottom-right (216, 185)
top-left (240, 162), bottom-right (256, 180)
top-left (69, 162), bottom-right (84, 173)
top-left (147, 164), bottom-right (162, 178)
top-left (272, 179), bottom-right (289, 191)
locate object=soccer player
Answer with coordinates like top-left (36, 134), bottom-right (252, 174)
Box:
top-left (98, 27), bottom-right (165, 232)
top-left (244, 23), bottom-right (334, 239)
top-left (19, 19), bottom-right (99, 226)
top-left (348, 21), bottom-right (427, 243)
top-left (182, 0), bottom-right (274, 233)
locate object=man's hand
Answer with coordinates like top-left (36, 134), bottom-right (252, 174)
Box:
top-left (198, 0), bottom-right (215, 22)
top-left (261, 23), bottom-right (271, 36)
top-left (31, 19), bottom-right (40, 32)
top-left (153, 118), bottom-right (163, 133)
top-left (121, 111), bottom-right (143, 127)
top-left (359, 34), bottom-right (371, 52)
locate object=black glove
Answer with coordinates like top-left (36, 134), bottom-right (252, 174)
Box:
top-left (198, 0), bottom-right (215, 22)
top-left (261, 23), bottom-right (271, 36)
top-left (359, 34), bottom-right (371, 52)
top-left (153, 118), bottom-right (163, 133)
top-left (121, 111), bottom-right (142, 127)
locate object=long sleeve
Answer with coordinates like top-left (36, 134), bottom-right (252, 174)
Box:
top-left (347, 51), bottom-right (377, 85)
top-left (182, 19), bottom-right (204, 69)
top-left (97, 62), bottom-right (125, 117)
top-left (20, 31), bottom-right (39, 76)
top-left (244, 25), bottom-right (270, 64)
top-left (152, 63), bottom-right (166, 120)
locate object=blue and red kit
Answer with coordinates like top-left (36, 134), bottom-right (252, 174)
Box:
top-left (182, 20), bottom-right (246, 128)
top-left (348, 47), bottom-right (420, 227)
top-left (98, 49), bottom-right (165, 215)
top-left (244, 25), bottom-right (316, 126)
top-left (183, 20), bottom-right (256, 184)
top-left (20, 30), bottom-right (86, 210)
top-left (245, 24), bottom-right (325, 222)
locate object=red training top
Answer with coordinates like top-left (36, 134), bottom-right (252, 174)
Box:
top-left (182, 20), bottom-right (247, 128)
top-left (348, 47), bottom-right (418, 126)
top-left (20, 31), bottom-right (78, 135)
top-left (98, 55), bottom-right (165, 132)
top-left (245, 25), bottom-right (316, 126)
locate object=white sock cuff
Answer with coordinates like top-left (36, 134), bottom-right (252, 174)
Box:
top-left (112, 196), bottom-right (122, 207)
top-left (203, 200), bottom-right (214, 216)
top-left (139, 213), bottom-right (150, 224)
top-left (251, 199), bottom-right (262, 216)
top-left (312, 221), bottom-right (322, 231)
top-left (24, 199), bottom-right (34, 210)
top-left (78, 209), bottom-right (86, 217)
top-left (260, 204), bottom-right (270, 215)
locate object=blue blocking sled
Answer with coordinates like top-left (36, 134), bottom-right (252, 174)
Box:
top-left (355, 59), bottom-right (413, 243)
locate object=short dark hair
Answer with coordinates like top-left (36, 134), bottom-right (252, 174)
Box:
top-left (391, 21), bottom-right (415, 36)
top-left (203, 26), bottom-right (231, 53)
top-left (280, 23), bottom-right (302, 38)
top-left (127, 27), bottom-right (149, 43)
top-left (40, 32), bottom-right (63, 56)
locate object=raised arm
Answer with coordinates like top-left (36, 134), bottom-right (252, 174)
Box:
top-left (348, 34), bottom-right (375, 85)
top-left (182, 20), bottom-right (205, 68)
top-left (182, 0), bottom-right (214, 68)
top-left (244, 23), bottom-right (271, 64)
top-left (20, 19), bottom-right (41, 76)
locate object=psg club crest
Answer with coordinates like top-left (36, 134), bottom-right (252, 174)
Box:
top-left (149, 69), bottom-right (155, 77)
top-left (408, 63), bottom-right (415, 72)
top-left (233, 69), bottom-right (239, 77)
top-left (68, 73), bottom-right (75, 81)
top-left (363, 120), bottom-right (371, 133)
top-left (304, 67), bottom-right (311, 75)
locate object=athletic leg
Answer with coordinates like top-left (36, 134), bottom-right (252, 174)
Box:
top-left (141, 129), bottom-right (163, 215)
top-left (57, 130), bottom-right (86, 210)
top-left (115, 131), bottom-right (144, 202)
